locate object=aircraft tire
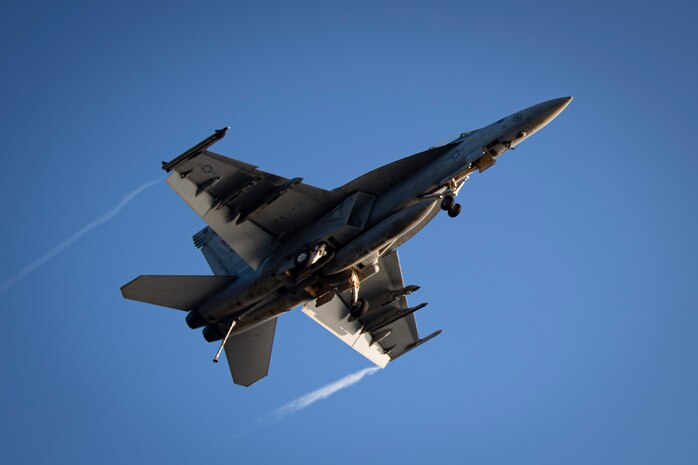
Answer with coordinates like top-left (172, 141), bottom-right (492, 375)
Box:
top-left (349, 298), bottom-right (369, 319)
top-left (441, 196), bottom-right (455, 211)
top-left (448, 203), bottom-right (462, 218)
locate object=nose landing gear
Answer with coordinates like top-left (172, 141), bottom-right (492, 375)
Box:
top-left (447, 203), bottom-right (462, 218)
top-left (441, 195), bottom-right (462, 218)
top-left (440, 195), bottom-right (454, 211)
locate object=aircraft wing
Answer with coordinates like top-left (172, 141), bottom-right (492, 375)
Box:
top-left (302, 250), bottom-right (441, 367)
top-left (164, 142), bottom-right (341, 270)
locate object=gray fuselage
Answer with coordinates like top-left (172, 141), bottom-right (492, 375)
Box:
top-left (194, 97), bottom-right (572, 334)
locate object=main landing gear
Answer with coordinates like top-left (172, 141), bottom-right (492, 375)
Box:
top-left (348, 269), bottom-right (369, 319)
top-left (441, 195), bottom-right (462, 218)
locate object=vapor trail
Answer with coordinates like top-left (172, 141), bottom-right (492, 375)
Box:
top-left (0, 178), bottom-right (163, 293)
top-left (274, 366), bottom-right (380, 420)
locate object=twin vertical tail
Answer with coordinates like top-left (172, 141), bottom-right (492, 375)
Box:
top-left (120, 273), bottom-right (278, 387)
top-left (120, 225), bottom-right (279, 387)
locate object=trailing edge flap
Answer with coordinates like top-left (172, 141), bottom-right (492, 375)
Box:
top-left (302, 295), bottom-right (391, 368)
top-left (165, 150), bottom-right (342, 270)
top-left (302, 250), bottom-right (428, 366)
top-left (167, 172), bottom-right (275, 270)
top-left (120, 275), bottom-right (235, 310)
top-left (224, 317), bottom-right (277, 387)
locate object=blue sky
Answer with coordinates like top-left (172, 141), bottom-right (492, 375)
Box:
top-left (1, 1), bottom-right (696, 464)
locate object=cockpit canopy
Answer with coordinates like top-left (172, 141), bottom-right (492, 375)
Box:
top-left (429, 129), bottom-right (476, 149)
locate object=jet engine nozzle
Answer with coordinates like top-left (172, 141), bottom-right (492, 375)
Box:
top-left (203, 324), bottom-right (223, 342)
top-left (186, 310), bottom-right (207, 329)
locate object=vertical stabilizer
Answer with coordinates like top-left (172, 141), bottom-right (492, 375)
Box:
top-left (193, 227), bottom-right (251, 276)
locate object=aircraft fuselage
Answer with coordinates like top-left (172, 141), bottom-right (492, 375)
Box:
top-left (190, 97), bottom-right (572, 339)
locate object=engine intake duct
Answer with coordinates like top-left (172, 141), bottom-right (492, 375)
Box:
top-left (323, 200), bottom-right (436, 275)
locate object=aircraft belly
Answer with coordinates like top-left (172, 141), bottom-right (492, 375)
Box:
top-left (389, 201), bottom-right (441, 252)
top-left (323, 199), bottom-right (437, 275)
top-left (197, 267), bottom-right (283, 321)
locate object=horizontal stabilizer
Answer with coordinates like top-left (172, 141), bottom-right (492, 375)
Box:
top-left (121, 275), bottom-right (235, 310)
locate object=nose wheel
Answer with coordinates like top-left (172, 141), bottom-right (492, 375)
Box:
top-left (440, 195), bottom-right (454, 210)
top-left (441, 195), bottom-right (461, 218)
top-left (447, 203), bottom-right (461, 217)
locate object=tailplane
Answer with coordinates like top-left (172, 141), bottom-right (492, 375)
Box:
top-left (120, 275), bottom-right (235, 310)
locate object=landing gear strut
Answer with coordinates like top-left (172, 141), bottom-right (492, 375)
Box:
top-left (348, 269), bottom-right (369, 319)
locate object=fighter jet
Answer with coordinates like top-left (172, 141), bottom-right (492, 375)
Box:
top-left (121, 97), bottom-right (572, 386)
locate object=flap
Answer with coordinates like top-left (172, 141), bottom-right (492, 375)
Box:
top-left (302, 292), bottom-right (391, 368)
top-left (302, 250), bottom-right (431, 366)
top-left (166, 150), bottom-right (342, 269)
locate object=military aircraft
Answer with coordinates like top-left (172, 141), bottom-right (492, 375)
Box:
top-left (121, 97), bottom-right (572, 386)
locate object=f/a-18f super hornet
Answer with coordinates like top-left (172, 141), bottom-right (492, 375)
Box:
top-left (121, 97), bottom-right (572, 386)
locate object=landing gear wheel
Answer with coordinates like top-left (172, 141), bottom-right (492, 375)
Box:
top-left (349, 298), bottom-right (369, 319)
top-left (447, 203), bottom-right (462, 218)
top-left (295, 250), bottom-right (310, 267)
top-left (441, 195), bottom-right (455, 211)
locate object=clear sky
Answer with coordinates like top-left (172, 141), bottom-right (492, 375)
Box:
top-left (1, 1), bottom-right (696, 464)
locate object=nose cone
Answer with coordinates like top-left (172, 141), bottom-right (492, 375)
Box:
top-left (526, 96), bottom-right (572, 132)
